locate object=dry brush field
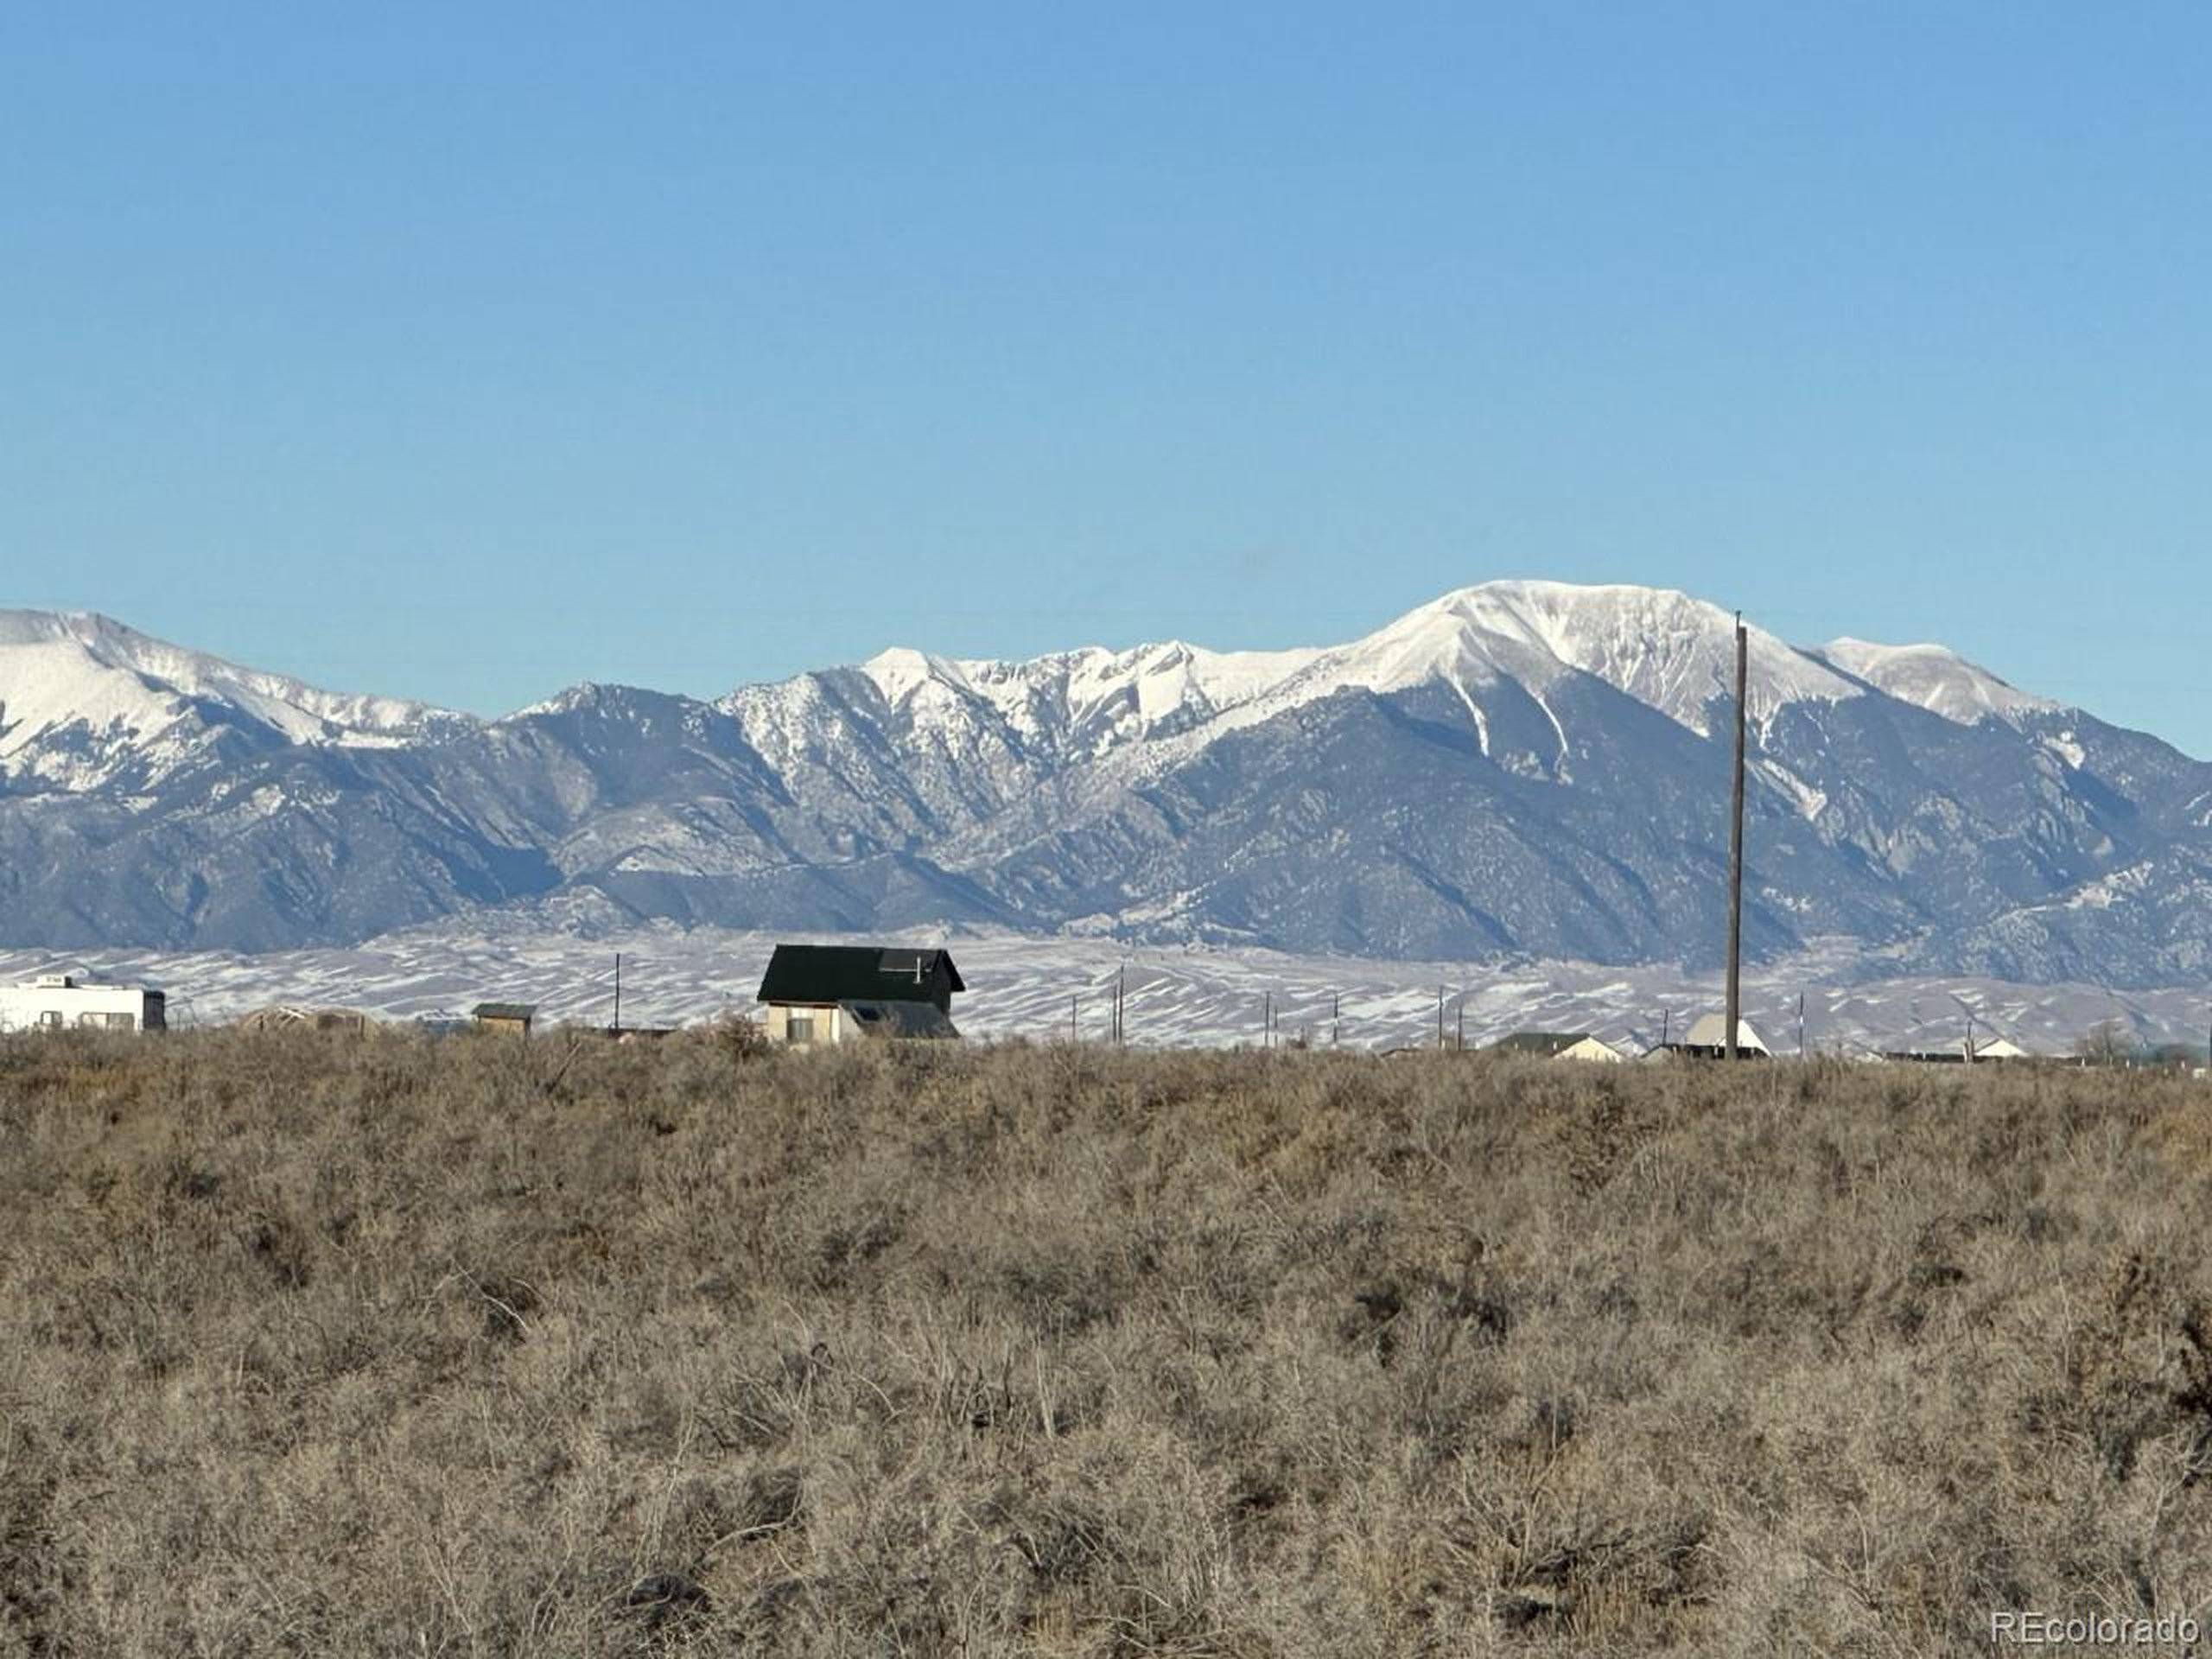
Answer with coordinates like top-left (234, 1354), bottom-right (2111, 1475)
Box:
top-left (4, 1028), bottom-right (2212, 1656)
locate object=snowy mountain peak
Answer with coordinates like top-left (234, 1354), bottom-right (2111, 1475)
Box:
top-left (0, 608), bottom-right (454, 735)
top-left (1010, 639), bottom-right (1325, 734)
top-left (860, 647), bottom-right (982, 709)
top-left (509, 681), bottom-right (703, 722)
top-left (0, 607), bottom-right (461, 791)
top-left (1444, 581), bottom-right (1863, 731)
top-left (1815, 638), bottom-right (2057, 726)
top-left (1264, 580), bottom-right (1860, 737)
top-left (846, 637), bottom-right (1325, 755)
top-left (813, 582), bottom-right (1917, 767)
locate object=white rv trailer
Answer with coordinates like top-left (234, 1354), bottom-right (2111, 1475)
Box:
top-left (0, 974), bottom-right (168, 1033)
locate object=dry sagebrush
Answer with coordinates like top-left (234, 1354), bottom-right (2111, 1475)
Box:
top-left (3, 1030), bottom-right (2212, 1656)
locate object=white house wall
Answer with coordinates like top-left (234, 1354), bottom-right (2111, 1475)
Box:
top-left (0, 983), bottom-right (162, 1033)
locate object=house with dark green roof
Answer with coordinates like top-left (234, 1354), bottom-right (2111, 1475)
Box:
top-left (754, 945), bottom-right (963, 1045)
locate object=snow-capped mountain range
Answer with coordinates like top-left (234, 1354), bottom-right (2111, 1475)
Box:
top-left (3, 580), bottom-right (2207, 986)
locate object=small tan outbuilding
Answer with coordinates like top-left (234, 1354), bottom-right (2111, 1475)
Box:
top-left (471, 1002), bottom-right (536, 1038)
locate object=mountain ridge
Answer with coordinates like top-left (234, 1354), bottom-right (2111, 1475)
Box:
top-left (3, 582), bottom-right (2207, 984)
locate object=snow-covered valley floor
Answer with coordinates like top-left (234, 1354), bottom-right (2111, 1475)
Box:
top-left (3, 919), bottom-right (2204, 1058)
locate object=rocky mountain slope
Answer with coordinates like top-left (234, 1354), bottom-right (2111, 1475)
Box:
top-left (3, 582), bottom-right (2208, 983)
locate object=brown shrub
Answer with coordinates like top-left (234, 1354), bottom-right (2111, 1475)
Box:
top-left (0, 1031), bottom-right (2209, 1652)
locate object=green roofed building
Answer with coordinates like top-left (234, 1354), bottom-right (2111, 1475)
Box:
top-left (754, 945), bottom-right (963, 1046)
top-left (471, 1002), bottom-right (537, 1037)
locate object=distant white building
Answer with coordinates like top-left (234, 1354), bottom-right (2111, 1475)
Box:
top-left (1487, 1031), bottom-right (1628, 1064)
top-left (0, 974), bottom-right (168, 1033)
top-left (1880, 1034), bottom-right (2036, 1065)
top-left (1677, 1014), bottom-right (1772, 1058)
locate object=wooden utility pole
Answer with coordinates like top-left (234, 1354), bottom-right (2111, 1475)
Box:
top-left (1071, 995), bottom-right (1078, 1044)
top-left (1725, 613), bottom-right (1747, 1062)
top-left (613, 952), bottom-right (621, 1034)
top-left (1332, 991), bottom-right (1340, 1048)
top-left (1437, 985), bottom-right (1446, 1049)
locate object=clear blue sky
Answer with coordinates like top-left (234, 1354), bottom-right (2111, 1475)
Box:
top-left (7, 4), bottom-right (2210, 749)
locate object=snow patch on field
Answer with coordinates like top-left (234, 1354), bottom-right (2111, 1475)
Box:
top-left (2, 922), bottom-right (2200, 1058)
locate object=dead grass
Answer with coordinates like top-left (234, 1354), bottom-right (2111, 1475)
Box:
top-left (3, 1030), bottom-right (2211, 1655)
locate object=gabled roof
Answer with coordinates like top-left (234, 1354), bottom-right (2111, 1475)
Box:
top-left (1682, 1014), bottom-right (1770, 1053)
top-left (472, 1001), bottom-right (537, 1021)
top-left (757, 944), bottom-right (964, 1005)
top-left (1489, 1030), bottom-right (1593, 1058)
